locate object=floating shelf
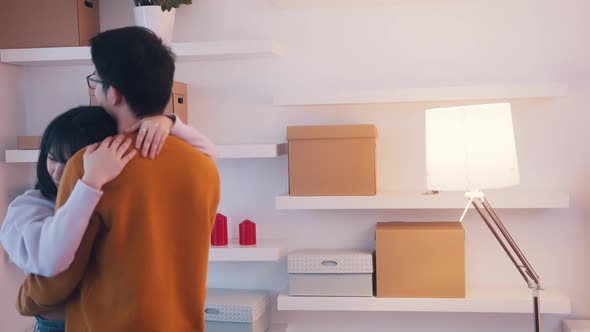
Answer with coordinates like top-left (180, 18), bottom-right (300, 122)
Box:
top-left (273, 83), bottom-right (568, 106)
top-left (273, 0), bottom-right (396, 7)
top-left (4, 150), bottom-right (38, 163)
top-left (270, 324), bottom-right (288, 332)
top-left (276, 190), bottom-right (570, 210)
top-left (217, 144), bottom-right (287, 159)
top-left (277, 288), bottom-right (571, 314)
top-left (209, 239), bottom-right (287, 262)
top-left (563, 320), bottom-right (590, 332)
top-left (4, 144), bottom-right (287, 163)
top-left (0, 40), bottom-right (282, 66)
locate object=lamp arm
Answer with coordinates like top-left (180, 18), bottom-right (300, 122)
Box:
top-left (470, 196), bottom-right (544, 332)
top-left (481, 198), bottom-right (541, 284)
top-left (470, 197), bottom-right (542, 289)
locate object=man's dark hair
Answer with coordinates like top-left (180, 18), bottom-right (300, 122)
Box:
top-left (90, 26), bottom-right (175, 118)
top-left (36, 106), bottom-right (118, 201)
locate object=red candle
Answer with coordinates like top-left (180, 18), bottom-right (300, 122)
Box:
top-left (239, 219), bottom-right (256, 246)
top-left (211, 213), bottom-right (228, 246)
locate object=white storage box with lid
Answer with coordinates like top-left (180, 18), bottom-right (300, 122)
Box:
top-left (288, 249), bottom-right (374, 297)
top-left (205, 288), bottom-right (270, 332)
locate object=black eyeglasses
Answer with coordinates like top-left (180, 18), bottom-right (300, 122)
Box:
top-left (86, 72), bottom-right (107, 90)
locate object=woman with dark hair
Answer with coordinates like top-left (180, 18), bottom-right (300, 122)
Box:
top-left (0, 106), bottom-right (217, 332)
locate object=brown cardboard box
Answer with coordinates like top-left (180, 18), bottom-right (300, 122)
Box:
top-left (287, 125), bottom-right (377, 196)
top-left (376, 222), bottom-right (465, 298)
top-left (17, 136), bottom-right (43, 150)
top-left (0, 0), bottom-right (100, 49)
top-left (164, 81), bottom-right (188, 124)
top-left (89, 81), bottom-right (189, 123)
top-left (89, 88), bottom-right (98, 107)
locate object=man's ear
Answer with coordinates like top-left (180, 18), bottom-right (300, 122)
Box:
top-left (107, 86), bottom-right (123, 106)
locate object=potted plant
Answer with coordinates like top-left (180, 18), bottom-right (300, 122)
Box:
top-left (133, 0), bottom-right (192, 43)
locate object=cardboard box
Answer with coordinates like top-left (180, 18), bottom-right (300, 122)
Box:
top-left (376, 222), bottom-right (465, 298)
top-left (0, 0), bottom-right (100, 49)
top-left (205, 288), bottom-right (269, 332)
top-left (288, 249), bottom-right (374, 297)
top-left (17, 136), bottom-right (43, 150)
top-left (164, 81), bottom-right (188, 124)
top-left (89, 81), bottom-right (188, 123)
top-left (287, 125), bottom-right (377, 196)
top-left (89, 88), bottom-right (98, 108)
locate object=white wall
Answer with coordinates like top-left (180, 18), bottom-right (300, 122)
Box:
top-left (2, 0), bottom-right (590, 331)
top-left (0, 64), bottom-right (36, 331)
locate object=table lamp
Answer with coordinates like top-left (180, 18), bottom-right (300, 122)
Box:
top-left (425, 102), bottom-right (542, 332)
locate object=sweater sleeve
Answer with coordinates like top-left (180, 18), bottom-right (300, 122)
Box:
top-left (17, 152), bottom-right (102, 316)
top-left (170, 116), bottom-right (219, 161)
top-left (0, 181), bottom-right (102, 277)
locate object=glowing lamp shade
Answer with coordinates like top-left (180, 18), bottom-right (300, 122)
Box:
top-left (426, 103), bottom-right (520, 192)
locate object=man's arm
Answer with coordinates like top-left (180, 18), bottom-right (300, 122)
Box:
top-left (16, 152), bottom-right (102, 316)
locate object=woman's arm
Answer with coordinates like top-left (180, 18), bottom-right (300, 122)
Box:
top-left (0, 136), bottom-right (136, 277)
top-left (130, 115), bottom-right (219, 160)
top-left (0, 181), bottom-right (102, 277)
top-left (169, 115), bottom-right (219, 160)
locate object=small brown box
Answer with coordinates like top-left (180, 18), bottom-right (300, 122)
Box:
top-left (287, 125), bottom-right (377, 196)
top-left (164, 81), bottom-right (188, 124)
top-left (376, 222), bottom-right (465, 298)
top-left (89, 88), bottom-right (98, 107)
top-left (89, 81), bottom-right (189, 124)
top-left (17, 136), bottom-right (43, 150)
top-left (0, 0), bottom-right (100, 49)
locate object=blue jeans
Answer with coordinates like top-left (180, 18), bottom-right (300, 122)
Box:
top-left (34, 316), bottom-right (65, 332)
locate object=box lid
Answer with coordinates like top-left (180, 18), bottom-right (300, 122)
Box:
top-left (376, 222), bottom-right (463, 232)
top-left (287, 125), bottom-right (377, 140)
top-left (288, 249), bottom-right (374, 274)
top-left (204, 288), bottom-right (268, 323)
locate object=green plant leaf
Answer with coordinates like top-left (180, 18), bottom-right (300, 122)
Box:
top-left (156, 0), bottom-right (192, 10)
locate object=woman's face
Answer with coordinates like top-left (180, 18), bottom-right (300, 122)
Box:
top-left (46, 154), bottom-right (66, 187)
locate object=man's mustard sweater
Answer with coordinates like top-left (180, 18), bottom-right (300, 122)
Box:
top-left (17, 135), bottom-right (221, 332)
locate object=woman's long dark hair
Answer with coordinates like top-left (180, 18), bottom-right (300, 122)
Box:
top-left (35, 106), bottom-right (118, 201)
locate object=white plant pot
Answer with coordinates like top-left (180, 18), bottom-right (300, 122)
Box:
top-left (133, 6), bottom-right (176, 44)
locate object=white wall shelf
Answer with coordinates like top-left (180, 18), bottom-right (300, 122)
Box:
top-left (270, 324), bottom-right (288, 332)
top-left (276, 190), bottom-right (570, 210)
top-left (209, 239), bottom-right (287, 262)
top-left (4, 144), bottom-right (286, 163)
top-left (4, 150), bottom-right (38, 163)
top-left (273, 0), bottom-right (396, 7)
top-left (0, 40), bottom-right (282, 66)
top-left (563, 320), bottom-right (590, 332)
top-left (273, 83), bottom-right (568, 106)
top-left (277, 288), bottom-right (571, 314)
top-left (218, 143), bottom-right (287, 159)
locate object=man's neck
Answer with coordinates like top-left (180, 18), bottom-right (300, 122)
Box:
top-left (115, 110), bottom-right (141, 134)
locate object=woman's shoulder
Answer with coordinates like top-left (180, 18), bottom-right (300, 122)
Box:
top-left (8, 189), bottom-right (55, 210)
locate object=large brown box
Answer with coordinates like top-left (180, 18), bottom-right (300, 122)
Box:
top-left (89, 81), bottom-right (188, 124)
top-left (0, 0), bottom-right (100, 49)
top-left (376, 222), bottom-right (465, 298)
top-left (287, 125), bottom-right (377, 196)
top-left (17, 136), bottom-right (43, 150)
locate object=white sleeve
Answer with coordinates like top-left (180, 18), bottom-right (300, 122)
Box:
top-left (0, 180), bottom-right (102, 277)
top-left (170, 116), bottom-right (219, 161)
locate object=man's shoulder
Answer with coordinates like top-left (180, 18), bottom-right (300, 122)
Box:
top-left (165, 136), bottom-right (212, 161)
top-left (65, 147), bottom-right (87, 170)
top-left (163, 137), bottom-right (219, 177)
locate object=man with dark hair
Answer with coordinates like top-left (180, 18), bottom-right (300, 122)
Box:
top-left (89, 26), bottom-right (175, 121)
top-left (16, 27), bottom-right (220, 332)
